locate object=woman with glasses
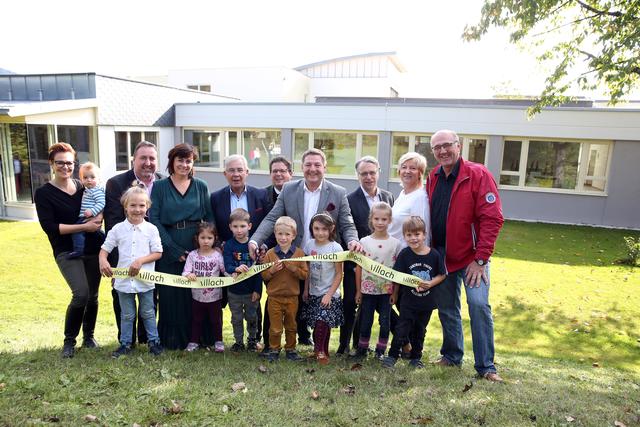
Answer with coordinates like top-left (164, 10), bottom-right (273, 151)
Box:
top-left (388, 152), bottom-right (431, 248)
top-left (34, 143), bottom-right (104, 358)
top-left (149, 143), bottom-right (213, 350)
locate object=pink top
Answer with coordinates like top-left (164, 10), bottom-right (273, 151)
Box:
top-left (182, 249), bottom-right (225, 303)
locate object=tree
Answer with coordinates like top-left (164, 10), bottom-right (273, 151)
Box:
top-left (463, 0), bottom-right (640, 116)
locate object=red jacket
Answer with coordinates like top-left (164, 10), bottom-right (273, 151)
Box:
top-left (426, 158), bottom-right (504, 273)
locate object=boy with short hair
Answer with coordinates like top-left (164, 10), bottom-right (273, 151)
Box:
top-left (68, 162), bottom-right (105, 259)
top-left (223, 208), bottom-right (262, 352)
top-left (261, 216), bottom-right (308, 362)
top-left (382, 216), bottom-right (446, 369)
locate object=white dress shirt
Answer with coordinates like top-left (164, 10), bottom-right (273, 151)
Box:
top-left (230, 186), bottom-right (248, 211)
top-left (360, 185), bottom-right (381, 209)
top-left (302, 181), bottom-right (323, 250)
top-left (101, 218), bottom-right (163, 293)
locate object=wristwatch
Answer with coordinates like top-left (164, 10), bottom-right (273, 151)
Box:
top-left (475, 258), bottom-right (487, 266)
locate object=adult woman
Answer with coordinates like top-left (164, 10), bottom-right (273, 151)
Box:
top-left (150, 143), bottom-right (213, 350)
top-left (34, 143), bottom-right (103, 358)
top-left (388, 152), bottom-right (431, 247)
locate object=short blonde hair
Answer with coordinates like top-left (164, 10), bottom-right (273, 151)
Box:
top-left (275, 216), bottom-right (297, 234)
top-left (120, 186), bottom-right (151, 208)
top-left (368, 201), bottom-right (392, 232)
top-left (402, 216), bottom-right (426, 235)
top-left (79, 162), bottom-right (100, 180)
top-left (397, 152), bottom-right (427, 176)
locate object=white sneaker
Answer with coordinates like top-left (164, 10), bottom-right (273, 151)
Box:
top-left (185, 342), bottom-right (199, 352)
top-left (214, 341), bottom-right (225, 353)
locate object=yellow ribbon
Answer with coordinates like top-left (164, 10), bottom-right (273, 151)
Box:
top-left (112, 251), bottom-right (424, 290)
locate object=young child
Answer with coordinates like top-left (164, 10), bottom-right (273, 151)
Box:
top-left (68, 162), bottom-right (105, 259)
top-left (382, 216), bottom-right (446, 369)
top-left (98, 186), bottom-right (164, 358)
top-left (353, 202), bottom-right (403, 360)
top-left (182, 222), bottom-right (226, 353)
top-left (302, 212), bottom-right (344, 365)
top-left (261, 216), bottom-right (309, 362)
top-left (223, 208), bottom-right (262, 352)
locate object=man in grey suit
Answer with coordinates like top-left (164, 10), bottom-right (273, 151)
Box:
top-left (339, 156), bottom-right (395, 355)
top-left (250, 148), bottom-right (363, 346)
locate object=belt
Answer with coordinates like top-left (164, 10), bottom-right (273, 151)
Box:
top-left (166, 220), bottom-right (205, 230)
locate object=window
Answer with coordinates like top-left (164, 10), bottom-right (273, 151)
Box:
top-left (56, 125), bottom-right (97, 178)
top-left (499, 138), bottom-right (612, 193)
top-left (390, 133), bottom-right (436, 178)
top-left (115, 131), bottom-right (158, 171)
top-left (462, 137), bottom-right (488, 165)
top-left (187, 84), bottom-right (211, 92)
top-left (293, 130), bottom-right (379, 176)
top-left (183, 129), bottom-right (281, 171)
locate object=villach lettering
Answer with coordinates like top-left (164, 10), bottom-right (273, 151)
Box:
top-left (137, 271), bottom-right (165, 283)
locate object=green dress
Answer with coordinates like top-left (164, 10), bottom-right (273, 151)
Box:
top-left (150, 177), bottom-right (213, 350)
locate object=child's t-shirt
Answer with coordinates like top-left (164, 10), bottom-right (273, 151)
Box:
top-left (360, 235), bottom-right (403, 295)
top-left (223, 237), bottom-right (262, 295)
top-left (182, 249), bottom-right (225, 303)
top-left (304, 240), bottom-right (343, 297)
top-left (80, 186), bottom-right (105, 218)
top-left (392, 246), bottom-right (444, 310)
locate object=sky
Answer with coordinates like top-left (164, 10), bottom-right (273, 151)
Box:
top-left (1, 0), bottom-right (570, 98)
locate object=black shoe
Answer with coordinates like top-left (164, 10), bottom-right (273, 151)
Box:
top-left (349, 347), bottom-right (368, 360)
top-left (375, 348), bottom-right (385, 360)
top-left (111, 345), bottom-right (132, 358)
top-left (298, 338), bottom-right (313, 346)
top-left (61, 343), bottom-right (75, 359)
top-left (82, 337), bottom-right (99, 349)
top-left (259, 347), bottom-right (271, 358)
top-left (149, 341), bottom-right (164, 356)
top-left (267, 350), bottom-right (280, 362)
top-left (335, 345), bottom-right (348, 356)
top-left (247, 341), bottom-right (258, 352)
top-left (286, 350), bottom-right (303, 362)
top-left (382, 356), bottom-right (397, 368)
top-left (409, 359), bottom-right (425, 369)
top-left (230, 342), bottom-right (245, 352)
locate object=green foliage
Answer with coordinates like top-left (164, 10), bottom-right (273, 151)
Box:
top-left (623, 236), bottom-right (640, 265)
top-left (464, 0), bottom-right (640, 117)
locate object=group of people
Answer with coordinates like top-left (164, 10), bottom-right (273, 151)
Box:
top-left (35, 128), bottom-right (505, 382)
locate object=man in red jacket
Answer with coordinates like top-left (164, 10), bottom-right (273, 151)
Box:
top-left (427, 129), bottom-right (504, 382)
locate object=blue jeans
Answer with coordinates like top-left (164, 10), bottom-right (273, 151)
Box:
top-left (358, 294), bottom-right (391, 349)
top-left (71, 218), bottom-right (86, 254)
top-left (117, 289), bottom-right (159, 346)
top-left (437, 265), bottom-right (496, 375)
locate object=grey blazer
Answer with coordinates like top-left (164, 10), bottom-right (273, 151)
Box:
top-left (251, 179), bottom-right (358, 248)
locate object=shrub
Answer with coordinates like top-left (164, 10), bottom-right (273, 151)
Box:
top-left (623, 236), bottom-right (640, 265)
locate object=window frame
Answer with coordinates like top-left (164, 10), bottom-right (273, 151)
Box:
top-left (499, 136), bottom-right (613, 196)
top-left (389, 132), bottom-right (434, 182)
top-left (114, 128), bottom-right (160, 172)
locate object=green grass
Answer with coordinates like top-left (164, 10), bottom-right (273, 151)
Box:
top-left (0, 220), bottom-right (639, 426)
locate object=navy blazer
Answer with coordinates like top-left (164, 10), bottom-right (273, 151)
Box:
top-left (347, 187), bottom-right (395, 240)
top-left (210, 185), bottom-right (270, 243)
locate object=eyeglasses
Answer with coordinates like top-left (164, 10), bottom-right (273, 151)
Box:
top-left (54, 160), bottom-right (74, 167)
top-left (271, 168), bottom-right (290, 174)
top-left (431, 141), bottom-right (458, 152)
top-left (358, 170), bottom-right (379, 177)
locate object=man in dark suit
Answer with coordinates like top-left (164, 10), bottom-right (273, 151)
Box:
top-left (104, 141), bottom-right (163, 346)
top-left (339, 156), bottom-right (395, 355)
top-left (210, 154), bottom-right (271, 347)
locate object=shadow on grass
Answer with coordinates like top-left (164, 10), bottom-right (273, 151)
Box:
top-left (494, 295), bottom-right (640, 372)
top-left (494, 221), bottom-right (640, 267)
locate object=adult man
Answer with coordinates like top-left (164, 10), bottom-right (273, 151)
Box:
top-left (338, 156), bottom-right (395, 355)
top-left (426, 129), bottom-right (504, 382)
top-left (105, 141), bottom-right (163, 346)
top-left (261, 156), bottom-right (293, 350)
top-left (250, 148), bottom-right (362, 345)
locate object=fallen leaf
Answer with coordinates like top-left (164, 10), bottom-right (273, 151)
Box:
top-left (305, 368), bottom-right (316, 374)
top-left (257, 365), bottom-right (268, 374)
top-left (133, 424), bottom-right (141, 427)
top-left (566, 416), bottom-right (575, 422)
top-left (231, 382), bottom-right (246, 392)
top-left (43, 401), bottom-right (50, 406)
top-left (410, 416), bottom-right (434, 424)
top-left (341, 384), bottom-right (356, 395)
top-left (592, 362), bottom-right (600, 368)
top-left (222, 405), bottom-right (229, 413)
top-left (83, 414), bottom-right (98, 422)
top-left (0, 383), bottom-right (5, 389)
top-left (397, 378), bottom-right (408, 385)
top-left (163, 400), bottom-right (183, 415)
top-left (311, 390), bottom-right (320, 400)
top-left (47, 416), bottom-right (60, 423)
top-left (614, 422), bottom-right (627, 427)
top-left (462, 382), bottom-right (473, 393)
top-left (350, 363), bottom-right (363, 371)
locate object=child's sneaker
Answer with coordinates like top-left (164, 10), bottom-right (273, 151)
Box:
top-left (247, 341), bottom-right (258, 352)
top-left (149, 341), bottom-right (164, 356)
top-left (375, 348), bottom-right (385, 360)
top-left (214, 341), bottom-right (225, 353)
top-left (230, 342), bottom-right (245, 352)
top-left (112, 344), bottom-right (132, 359)
top-left (267, 350), bottom-right (280, 362)
top-left (285, 350), bottom-right (303, 362)
top-left (382, 356), bottom-right (397, 368)
top-left (185, 342), bottom-right (199, 352)
top-left (408, 359), bottom-right (425, 369)
top-left (317, 352), bottom-right (329, 365)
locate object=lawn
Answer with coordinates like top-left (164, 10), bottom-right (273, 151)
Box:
top-left (0, 220), bottom-right (639, 426)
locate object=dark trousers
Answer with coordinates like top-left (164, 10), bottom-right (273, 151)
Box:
top-left (190, 299), bottom-right (223, 344)
top-left (358, 294), bottom-right (391, 350)
top-left (339, 263), bottom-right (360, 350)
top-left (297, 280), bottom-right (311, 342)
top-left (388, 303), bottom-right (433, 360)
top-left (262, 298), bottom-right (271, 346)
top-left (55, 253), bottom-right (101, 346)
top-left (112, 286), bottom-right (157, 344)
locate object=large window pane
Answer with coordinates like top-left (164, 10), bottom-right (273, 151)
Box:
top-left (27, 125), bottom-right (51, 194)
top-left (314, 132), bottom-right (356, 175)
top-left (228, 131), bottom-right (238, 156)
top-left (466, 138), bottom-right (487, 164)
top-left (525, 140), bottom-right (579, 189)
top-left (391, 135), bottom-right (410, 178)
top-left (294, 132), bottom-right (309, 170)
top-left (243, 130), bottom-right (281, 172)
top-left (502, 140), bottom-right (521, 172)
top-left (129, 132), bottom-right (142, 157)
top-left (144, 132), bottom-right (157, 144)
top-left (184, 130), bottom-right (221, 168)
top-left (115, 132), bottom-right (129, 171)
top-left (8, 124), bottom-right (32, 202)
top-left (362, 134), bottom-right (378, 159)
top-left (415, 135), bottom-right (436, 174)
top-left (584, 143), bottom-right (609, 192)
top-left (56, 125), bottom-right (94, 178)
